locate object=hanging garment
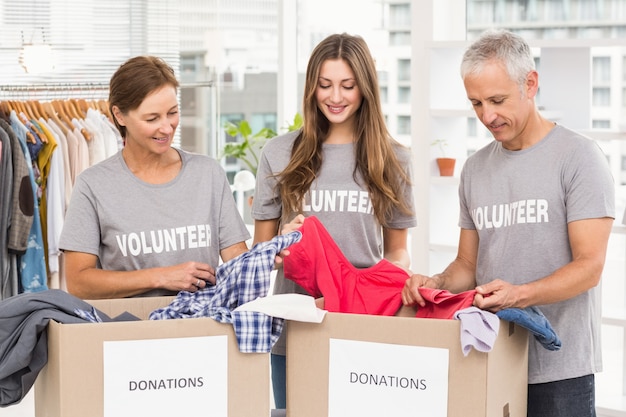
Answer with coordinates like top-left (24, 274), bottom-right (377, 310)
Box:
top-left (86, 107), bottom-right (120, 159)
top-left (282, 216), bottom-right (410, 315)
top-left (9, 112), bottom-right (47, 293)
top-left (0, 127), bottom-right (13, 300)
top-left (0, 289), bottom-right (138, 407)
top-left (1, 118), bottom-right (29, 300)
top-left (149, 231), bottom-right (302, 353)
top-left (33, 120), bottom-right (58, 284)
top-left (38, 119), bottom-right (65, 287)
top-left (2, 118), bottom-right (33, 255)
top-left (44, 119), bottom-right (72, 208)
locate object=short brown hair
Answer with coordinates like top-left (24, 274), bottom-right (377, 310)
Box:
top-left (108, 55), bottom-right (179, 138)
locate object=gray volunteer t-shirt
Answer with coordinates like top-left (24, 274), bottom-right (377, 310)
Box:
top-left (459, 124), bottom-right (614, 384)
top-left (253, 130), bottom-right (416, 355)
top-left (59, 148), bottom-right (250, 297)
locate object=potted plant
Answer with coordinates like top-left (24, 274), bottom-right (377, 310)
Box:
top-left (431, 139), bottom-right (456, 176)
top-left (221, 113), bottom-right (303, 176)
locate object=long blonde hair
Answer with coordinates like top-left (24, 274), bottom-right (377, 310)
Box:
top-left (278, 33), bottom-right (412, 226)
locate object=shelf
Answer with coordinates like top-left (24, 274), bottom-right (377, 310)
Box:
top-left (604, 318), bottom-right (626, 328)
top-left (429, 243), bottom-right (457, 252)
top-left (430, 108), bottom-right (473, 118)
top-left (430, 175), bottom-right (460, 186)
top-left (597, 398), bottom-right (626, 416)
top-left (580, 131), bottom-right (626, 141)
top-left (612, 225), bottom-right (626, 235)
top-left (603, 298), bottom-right (626, 327)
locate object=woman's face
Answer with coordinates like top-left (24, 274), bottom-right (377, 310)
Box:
top-left (315, 58), bottom-right (362, 130)
top-left (114, 84), bottom-right (179, 153)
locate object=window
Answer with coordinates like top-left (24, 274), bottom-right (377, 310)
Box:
top-left (593, 56), bottom-right (611, 84)
top-left (380, 86), bottom-right (388, 104)
top-left (398, 86), bottom-right (410, 103)
top-left (389, 3), bottom-right (411, 27)
top-left (467, 117), bottom-right (477, 137)
top-left (579, 0), bottom-right (602, 20)
top-left (180, 88), bottom-right (197, 115)
top-left (397, 115), bottom-right (410, 135)
top-left (397, 59), bottom-right (410, 82)
top-left (221, 113), bottom-right (245, 165)
top-left (181, 56), bottom-right (199, 74)
top-left (592, 87), bottom-right (611, 107)
top-left (250, 113), bottom-right (277, 133)
top-left (0, 0), bottom-right (179, 96)
top-left (180, 126), bottom-right (201, 154)
top-left (592, 120), bottom-right (611, 129)
top-left (542, 0), bottom-right (567, 21)
top-left (466, 0), bottom-right (495, 25)
top-left (377, 70), bottom-right (389, 84)
top-left (390, 32), bottom-right (411, 46)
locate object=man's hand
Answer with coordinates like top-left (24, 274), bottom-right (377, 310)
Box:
top-left (473, 279), bottom-right (522, 312)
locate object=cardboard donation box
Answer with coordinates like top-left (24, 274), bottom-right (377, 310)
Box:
top-left (34, 296), bottom-right (270, 417)
top-left (286, 307), bottom-right (528, 417)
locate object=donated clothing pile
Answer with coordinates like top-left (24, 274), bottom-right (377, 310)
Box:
top-left (0, 231), bottom-right (300, 407)
top-left (149, 231), bottom-right (302, 352)
top-left (0, 289), bottom-right (136, 407)
top-left (0, 215), bottom-right (560, 409)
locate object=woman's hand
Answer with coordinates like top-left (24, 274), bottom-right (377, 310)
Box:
top-left (401, 273), bottom-right (440, 307)
top-left (273, 214), bottom-right (306, 268)
top-left (281, 214), bottom-right (305, 235)
top-left (159, 261), bottom-right (216, 292)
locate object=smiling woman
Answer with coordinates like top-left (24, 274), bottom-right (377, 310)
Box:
top-left (251, 32), bottom-right (417, 409)
top-left (57, 55), bottom-right (251, 300)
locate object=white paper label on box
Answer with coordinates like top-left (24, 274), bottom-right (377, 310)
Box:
top-left (328, 338), bottom-right (449, 417)
top-left (103, 336), bottom-right (228, 417)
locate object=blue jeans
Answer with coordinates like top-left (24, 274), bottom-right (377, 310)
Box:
top-left (271, 354), bottom-right (286, 409)
top-left (527, 374), bottom-right (595, 417)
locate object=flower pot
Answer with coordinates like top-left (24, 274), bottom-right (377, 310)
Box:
top-left (436, 158), bottom-right (456, 176)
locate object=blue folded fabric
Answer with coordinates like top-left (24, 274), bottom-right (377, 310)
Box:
top-left (496, 306), bottom-right (561, 351)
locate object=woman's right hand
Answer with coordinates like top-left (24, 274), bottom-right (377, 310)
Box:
top-left (271, 214), bottom-right (306, 268)
top-left (160, 261), bottom-right (216, 292)
top-left (281, 214), bottom-right (305, 235)
top-left (401, 273), bottom-right (440, 307)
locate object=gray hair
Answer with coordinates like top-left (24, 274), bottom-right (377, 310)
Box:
top-left (460, 29), bottom-right (535, 91)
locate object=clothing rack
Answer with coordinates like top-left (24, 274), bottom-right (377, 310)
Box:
top-left (0, 81), bottom-right (214, 100)
top-left (0, 82), bottom-right (109, 101)
top-left (0, 82), bottom-right (109, 92)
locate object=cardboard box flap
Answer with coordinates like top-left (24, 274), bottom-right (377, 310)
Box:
top-left (86, 296), bottom-right (175, 320)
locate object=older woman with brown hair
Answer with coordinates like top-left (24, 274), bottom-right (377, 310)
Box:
top-left (60, 56), bottom-right (250, 299)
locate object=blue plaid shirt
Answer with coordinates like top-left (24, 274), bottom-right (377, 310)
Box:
top-left (149, 231), bottom-right (302, 353)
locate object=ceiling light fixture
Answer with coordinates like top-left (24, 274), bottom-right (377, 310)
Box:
top-left (19, 28), bottom-right (56, 74)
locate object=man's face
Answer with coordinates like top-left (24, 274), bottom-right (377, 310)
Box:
top-left (464, 60), bottom-right (536, 151)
